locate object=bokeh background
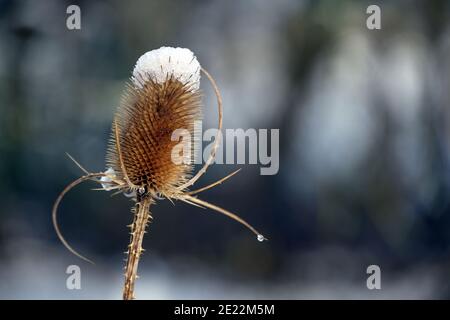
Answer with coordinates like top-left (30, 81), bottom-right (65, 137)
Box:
top-left (1, 0), bottom-right (450, 299)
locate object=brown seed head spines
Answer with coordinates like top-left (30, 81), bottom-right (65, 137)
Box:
top-left (106, 75), bottom-right (202, 196)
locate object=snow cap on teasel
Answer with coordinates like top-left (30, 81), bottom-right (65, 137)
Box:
top-left (132, 47), bottom-right (201, 91)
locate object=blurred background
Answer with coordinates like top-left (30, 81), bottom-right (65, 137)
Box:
top-left (0, 0), bottom-right (450, 299)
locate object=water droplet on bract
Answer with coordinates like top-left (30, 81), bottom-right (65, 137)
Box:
top-left (257, 234), bottom-right (265, 242)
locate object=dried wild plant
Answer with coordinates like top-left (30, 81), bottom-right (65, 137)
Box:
top-left (52, 47), bottom-right (266, 300)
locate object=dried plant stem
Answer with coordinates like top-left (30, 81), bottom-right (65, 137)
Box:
top-left (123, 196), bottom-right (153, 300)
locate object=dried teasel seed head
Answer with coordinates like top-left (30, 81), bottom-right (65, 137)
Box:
top-left (106, 47), bottom-right (202, 198)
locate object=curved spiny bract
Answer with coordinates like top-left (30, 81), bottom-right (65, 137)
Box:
top-left (106, 75), bottom-right (202, 198)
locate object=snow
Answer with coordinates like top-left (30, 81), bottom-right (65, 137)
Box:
top-left (132, 47), bottom-right (201, 91)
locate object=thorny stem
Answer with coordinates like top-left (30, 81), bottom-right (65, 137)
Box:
top-left (123, 196), bottom-right (153, 300)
